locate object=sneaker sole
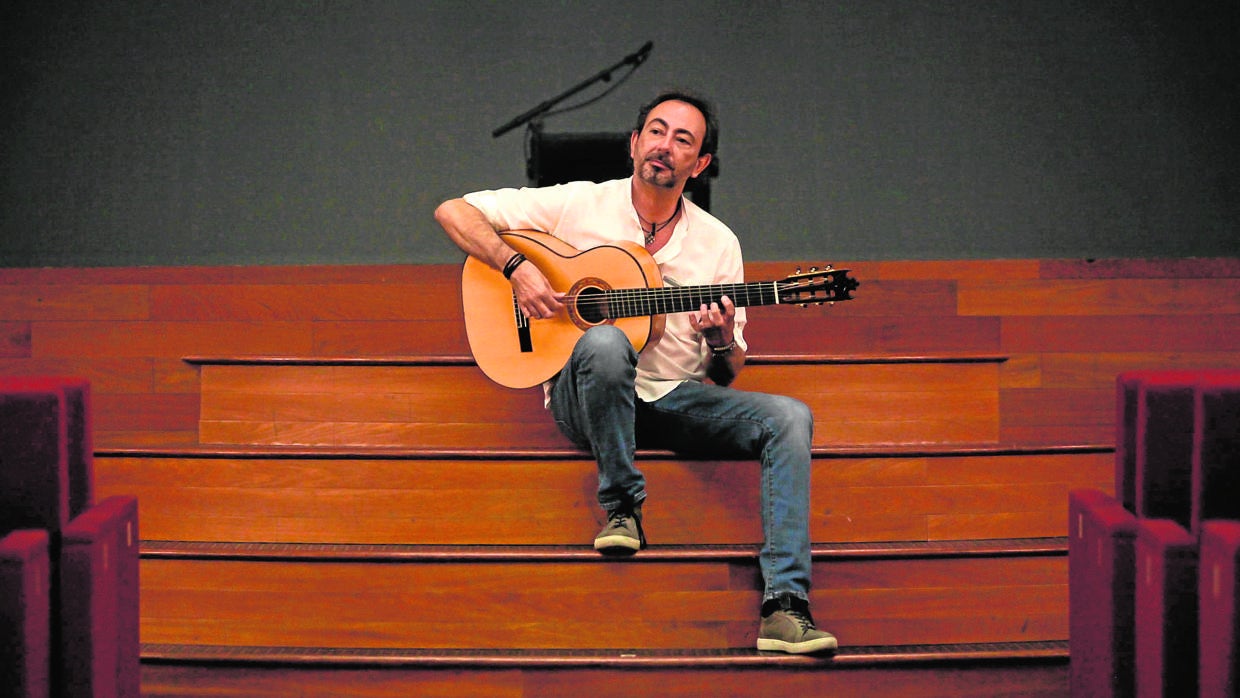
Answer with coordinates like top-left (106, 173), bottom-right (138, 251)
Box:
top-left (756, 636), bottom-right (839, 654)
top-left (593, 534), bottom-right (642, 555)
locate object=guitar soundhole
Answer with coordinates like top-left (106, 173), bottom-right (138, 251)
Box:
top-left (568, 278), bottom-right (612, 329)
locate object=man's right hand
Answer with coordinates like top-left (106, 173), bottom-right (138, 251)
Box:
top-left (508, 260), bottom-right (564, 320)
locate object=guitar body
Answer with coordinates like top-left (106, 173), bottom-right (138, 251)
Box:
top-left (462, 230), bottom-right (858, 389)
top-left (462, 230), bottom-right (666, 389)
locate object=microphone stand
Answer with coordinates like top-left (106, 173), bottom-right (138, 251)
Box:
top-left (491, 41), bottom-right (653, 139)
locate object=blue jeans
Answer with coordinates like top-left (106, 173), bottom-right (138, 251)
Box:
top-left (548, 325), bottom-right (814, 602)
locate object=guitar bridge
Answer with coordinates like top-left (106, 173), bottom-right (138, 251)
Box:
top-left (513, 294), bottom-right (533, 353)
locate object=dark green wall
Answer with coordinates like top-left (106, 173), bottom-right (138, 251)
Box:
top-left (3, 1), bottom-right (1236, 266)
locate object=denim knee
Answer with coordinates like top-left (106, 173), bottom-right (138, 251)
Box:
top-left (572, 325), bottom-right (637, 378)
top-left (770, 395), bottom-right (814, 444)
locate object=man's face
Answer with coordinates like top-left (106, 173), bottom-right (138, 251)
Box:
top-left (630, 100), bottom-right (712, 189)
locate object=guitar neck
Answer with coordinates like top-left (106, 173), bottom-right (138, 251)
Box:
top-left (600, 281), bottom-right (780, 320)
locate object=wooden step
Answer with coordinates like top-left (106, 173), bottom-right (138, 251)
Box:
top-left (140, 639), bottom-right (1071, 664)
top-left (95, 445), bottom-right (1112, 545)
top-left (142, 638), bottom-right (1069, 666)
top-left (188, 354), bottom-right (1006, 449)
top-left (140, 643), bottom-right (1069, 697)
top-left (136, 539), bottom-right (1068, 651)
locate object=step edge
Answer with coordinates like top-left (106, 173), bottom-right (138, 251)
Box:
top-left (139, 537), bottom-right (1068, 562)
top-left (182, 353), bottom-right (1009, 367)
top-left (140, 640), bottom-right (1068, 668)
top-left (97, 443), bottom-right (1113, 460)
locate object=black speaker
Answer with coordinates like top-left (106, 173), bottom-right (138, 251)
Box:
top-left (526, 126), bottom-right (717, 211)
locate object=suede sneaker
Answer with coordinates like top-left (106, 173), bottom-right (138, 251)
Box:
top-left (593, 502), bottom-right (646, 555)
top-left (757, 594), bottom-right (838, 654)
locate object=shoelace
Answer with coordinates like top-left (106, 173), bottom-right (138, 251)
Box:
top-left (785, 609), bottom-right (816, 632)
top-left (604, 508), bottom-right (646, 547)
top-left (608, 511), bottom-right (631, 526)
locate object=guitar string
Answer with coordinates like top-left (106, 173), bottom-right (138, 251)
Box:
top-left (561, 279), bottom-right (836, 306)
top-left (559, 281), bottom-right (824, 318)
top-left (563, 291), bottom-right (833, 309)
top-left (529, 273), bottom-right (845, 316)
top-left (563, 283), bottom-right (774, 306)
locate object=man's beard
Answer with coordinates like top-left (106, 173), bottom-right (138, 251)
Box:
top-left (638, 157), bottom-right (678, 189)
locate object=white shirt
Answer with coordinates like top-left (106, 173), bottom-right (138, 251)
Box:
top-left (463, 177), bottom-right (748, 402)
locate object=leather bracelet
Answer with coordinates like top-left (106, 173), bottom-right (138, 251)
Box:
top-left (709, 339), bottom-right (736, 356)
top-left (502, 253), bottom-right (527, 279)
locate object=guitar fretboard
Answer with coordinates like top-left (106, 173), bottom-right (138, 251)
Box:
top-left (577, 281), bottom-right (781, 320)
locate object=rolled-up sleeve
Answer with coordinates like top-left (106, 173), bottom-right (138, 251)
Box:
top-left (463, 184), bottom-right (579, 234)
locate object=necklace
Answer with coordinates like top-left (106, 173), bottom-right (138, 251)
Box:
top-left (639, 198), bottom-right (682, 246)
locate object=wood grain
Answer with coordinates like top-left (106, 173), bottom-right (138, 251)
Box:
top-left (4, 258), bottom-right (1232, 447)
top-left (137, 554), bottom-right (1066, 649)
top-left (960, 279), bottom-right (1240, 316)
top-left (96, 450), bottom-right (1110, 545)
top-left (194, 360), bottom-right (1003, 448)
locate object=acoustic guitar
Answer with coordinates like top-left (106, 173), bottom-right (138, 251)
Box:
top-left (462, 230), bottom-right (859, 388)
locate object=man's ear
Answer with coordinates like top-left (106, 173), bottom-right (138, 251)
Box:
top-left (690, 153), bottom-right (713, 179)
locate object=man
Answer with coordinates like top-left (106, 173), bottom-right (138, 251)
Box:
top-left (434, 91), bottom-right (836, 654)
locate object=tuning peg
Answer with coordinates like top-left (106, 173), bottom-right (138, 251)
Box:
top-left (794, 266), bottom-right (802, 275)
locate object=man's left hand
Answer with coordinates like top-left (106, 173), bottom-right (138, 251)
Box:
top-left (689, 294), bottom-right (736, 349)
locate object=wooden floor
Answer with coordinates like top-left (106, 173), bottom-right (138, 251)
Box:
top-left (3, 257), bottom-right (1236, 694)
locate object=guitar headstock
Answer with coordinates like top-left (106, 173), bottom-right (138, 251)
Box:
top-left (776, 266), bottom-right (859, 306)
